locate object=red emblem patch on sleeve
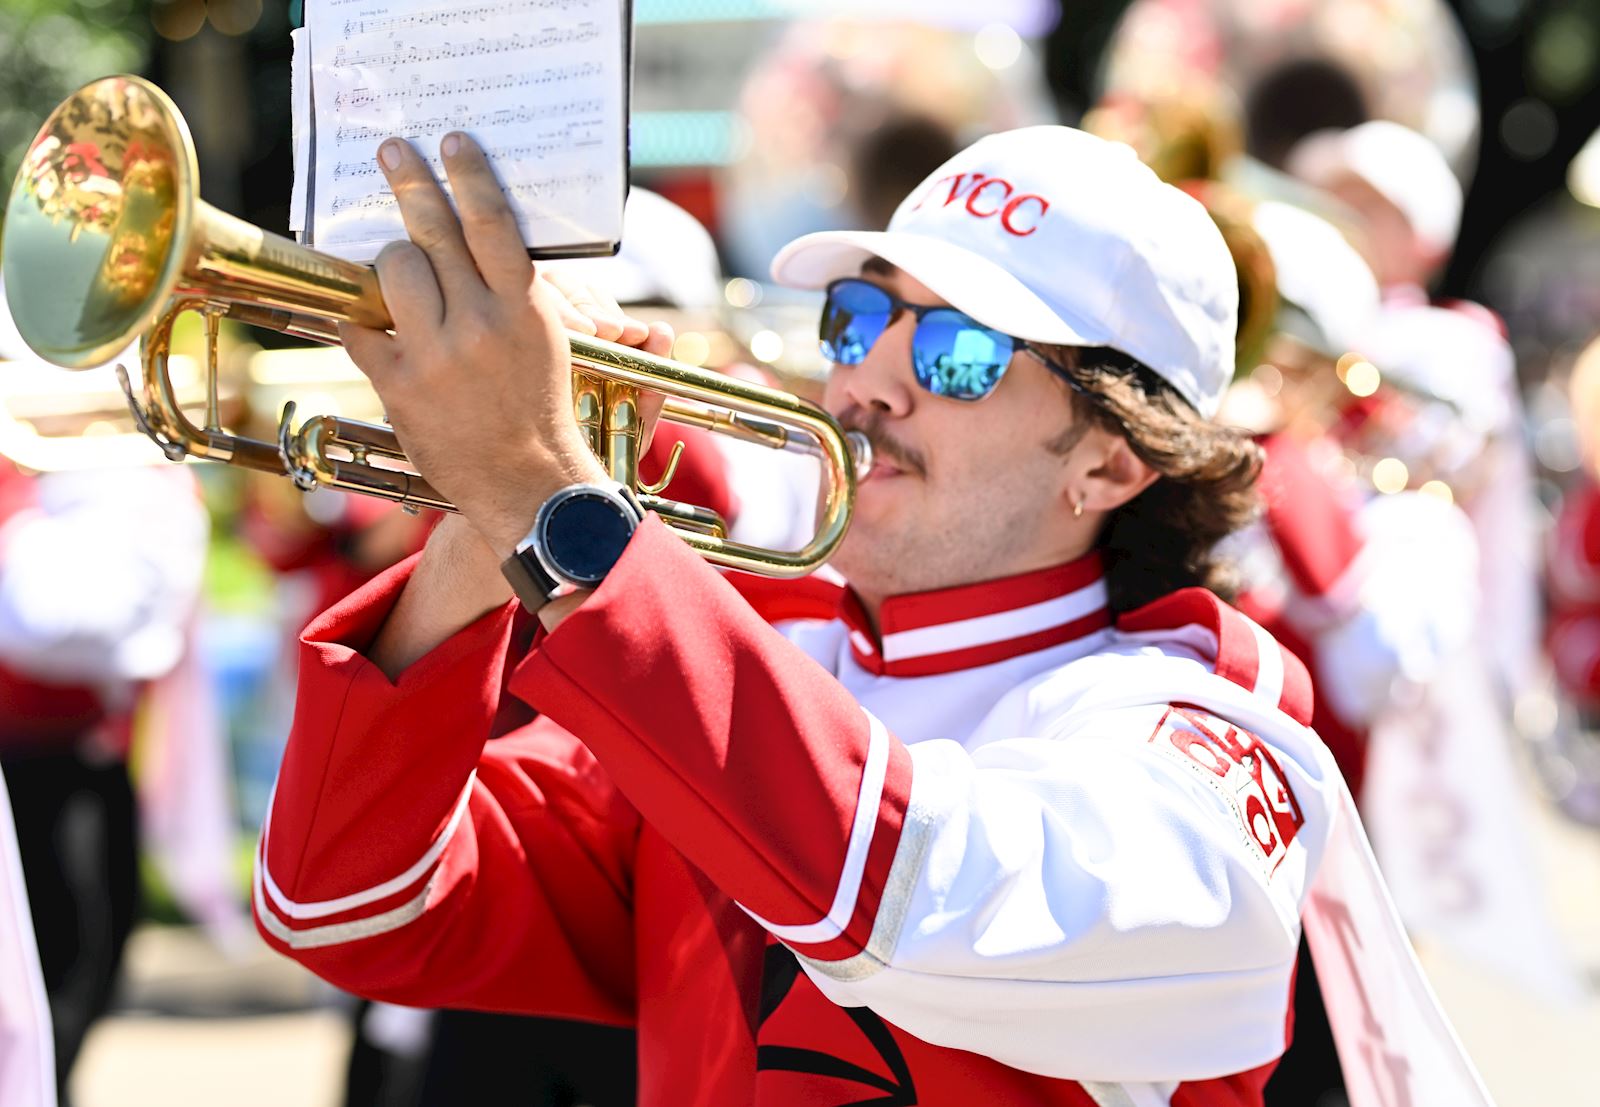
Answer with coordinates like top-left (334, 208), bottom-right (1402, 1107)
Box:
top-left (1148, 707), bottom-right (1305, 875)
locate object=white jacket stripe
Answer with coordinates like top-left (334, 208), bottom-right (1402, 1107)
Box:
top-left (880, 581), bottom-right (1109, 662)
top-left (253, 854), bottom-right (431, 948)
top-left (259, 772), bottom-right (476, 920)
top-left (742, 713), bottom-right (889, 944)
top-left (1246, 617), bottom-right (1284, 707)
top-left (1080, 1081), bottom-right (1178, 1107)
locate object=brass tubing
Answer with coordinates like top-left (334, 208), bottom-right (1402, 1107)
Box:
top-left (568, 333), bottom-right (856, 576)
top-left (203, 306), bottom-right (224, 432)
top-left (4, 76), bottom-right (860, 579)
top-left (603, 381), bottom-right (642, 488)
top-left (182, 203), bottom-right (390, 329)
top-left (293, 416), bottom-right (450, 511)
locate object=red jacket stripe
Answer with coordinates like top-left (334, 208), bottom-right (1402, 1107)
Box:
top-left (874, 613), bottom-right (1113, 678)
top-left (257, 773), bottom-right (474, 922)
top-left (879, 555), bottom-right (1106, 632)
top-left (1118, 589), bottom-right (1313, 727)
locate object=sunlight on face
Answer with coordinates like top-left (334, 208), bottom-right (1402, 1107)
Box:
top-left (820, 266), bottom-right (1082, 600)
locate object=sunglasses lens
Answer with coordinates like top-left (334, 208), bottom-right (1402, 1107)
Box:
top-left (820, 280), bottom-right (893, 365)
top-left (913, 312), bottom-right (1015, 400)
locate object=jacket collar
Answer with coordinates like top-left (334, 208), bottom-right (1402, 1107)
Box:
top-left (840, 552), bottom-right (1111, 678)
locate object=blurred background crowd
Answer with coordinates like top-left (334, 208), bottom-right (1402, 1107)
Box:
top-left (3, 0), bottom-right (1600, 1105)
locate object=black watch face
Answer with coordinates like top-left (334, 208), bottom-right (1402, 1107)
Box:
top-left (544, 493), bottom-right (636, 586)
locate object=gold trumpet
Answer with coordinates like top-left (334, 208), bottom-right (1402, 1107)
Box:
top-left (1, 76), bottom-right (866, 577)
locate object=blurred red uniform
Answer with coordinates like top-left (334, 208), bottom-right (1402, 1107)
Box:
top-left (1547, 480), bottom-right (1600, 711)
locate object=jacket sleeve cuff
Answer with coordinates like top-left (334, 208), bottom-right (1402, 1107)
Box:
top-left (509, 515), bottom-right (912, 961)
top-left (264, 554), bottom-right (522, 933)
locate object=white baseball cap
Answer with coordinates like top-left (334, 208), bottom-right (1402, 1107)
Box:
top-left (769, 125), bottom-right (1239, 418)
top-left (1287, 121), bottom-right (1463, 258)
top-left (1251, 200), bottom-right (1379, 359)
top-left (549, 188), bottom-right (721, 310)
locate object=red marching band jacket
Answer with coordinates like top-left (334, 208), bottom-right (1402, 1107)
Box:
top-left (255, 509), bottom-right (1344, 1107)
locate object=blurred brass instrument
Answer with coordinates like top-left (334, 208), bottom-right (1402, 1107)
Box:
top-left (1083, 100), bottom-right (1279, 375)
top-left (1095, 0), bottom-right (1479, 175)
top-left (0, 355), bottom-right (211, 472)
top-left (2, 76), bottom-right (868, 577)
top-left (1179, 183), bottom-right (1278, 378)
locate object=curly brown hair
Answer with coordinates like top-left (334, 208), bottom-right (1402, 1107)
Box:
top-left (1039, 346), bottom-right (1264, 613)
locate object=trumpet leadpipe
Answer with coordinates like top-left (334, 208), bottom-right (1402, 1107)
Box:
top-left (658, 401), bottom-right (873, 477)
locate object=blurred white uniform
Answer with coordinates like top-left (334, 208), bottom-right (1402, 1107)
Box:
top-left (0, 465), bottom-right (207, 699)
top-left (0, 763), bottom-right (53, 1107)
top-left (1362, 297), bottom-right (1540, 702)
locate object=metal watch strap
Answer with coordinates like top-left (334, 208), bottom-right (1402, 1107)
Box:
top-left (500, 548), bottom-right (561, 612)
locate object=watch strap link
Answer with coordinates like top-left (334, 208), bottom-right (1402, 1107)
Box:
top-left (500, 547), bottom-right (562, 612)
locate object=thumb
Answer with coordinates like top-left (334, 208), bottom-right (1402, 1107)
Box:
top-left (337, 322), bottom-right (401, 387)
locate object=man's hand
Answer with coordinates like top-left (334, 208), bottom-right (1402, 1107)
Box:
top-left (338, 132), bottom-right (671, 559)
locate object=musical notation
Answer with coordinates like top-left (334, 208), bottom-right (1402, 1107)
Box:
top-left (505, 174), bottom-right (606, 203)
top-left (332, 62), bottom-right (602, 110)
top-left (333, 98), bottom-right (604, 144)
top-left (302, 0), bottom-right (626, 261)
top-left (342, 0), bottom-right (590, 38)
top-left (332, 130), bottom-right (607, 181)
top-left (332, 25), bottom-right (599, 70)
top-left (331, 192), bottom-right (396, 216)
top-left (328, 174), bottom-right (602, 216)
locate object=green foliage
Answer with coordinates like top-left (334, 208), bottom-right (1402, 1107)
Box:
top-left (204, 521), bottom-right (280, 617)
top-left (0, 0), bottom-right (152, 222)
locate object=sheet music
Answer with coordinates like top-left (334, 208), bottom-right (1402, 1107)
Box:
top-left (299, 0), bottom-right (628, 262)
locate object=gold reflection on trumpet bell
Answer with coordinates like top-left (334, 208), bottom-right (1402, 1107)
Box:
top-left (4, 76), bottom-right (190, 368)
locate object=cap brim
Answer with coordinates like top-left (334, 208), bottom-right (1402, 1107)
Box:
top-left (770, 230), bottom-right (1113, 349)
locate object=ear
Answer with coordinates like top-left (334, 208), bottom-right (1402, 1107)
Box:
top-left (1072, 426), bottom-right (1160, 514)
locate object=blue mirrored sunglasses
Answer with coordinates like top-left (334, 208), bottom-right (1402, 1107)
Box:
top-left (819, 277), bottom-right (1074, 402)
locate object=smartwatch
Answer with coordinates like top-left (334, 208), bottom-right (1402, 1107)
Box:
top-left (500, 482), bottom-right (644, 611)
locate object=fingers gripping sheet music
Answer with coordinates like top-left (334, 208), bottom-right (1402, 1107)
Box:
top-left (296, 0), bottom-right (629, 263)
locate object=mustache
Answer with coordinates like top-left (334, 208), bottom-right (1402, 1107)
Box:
top-left (840, 411), bottom-right (926, 476)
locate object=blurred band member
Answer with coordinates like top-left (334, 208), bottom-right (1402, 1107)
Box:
top-left (1225, 201), bottom-right (1477, 800)
top-left (1548, 337), bottom-right (1600, 715)
top-left (0, 457), bottom-right (206, 1104)
top-left (1289, 121), bottom-right (1539, 706)
top-left (1221, 201), bottom-right (1478, 1107)
top-left (0, 285), bottom-right (208, 1105)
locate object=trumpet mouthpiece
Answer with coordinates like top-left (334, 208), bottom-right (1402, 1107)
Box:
top-left (846, 430), bottom-right (873, 478)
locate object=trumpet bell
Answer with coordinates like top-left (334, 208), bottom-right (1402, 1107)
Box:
top-left (3, 76), bottom-right (198, 369)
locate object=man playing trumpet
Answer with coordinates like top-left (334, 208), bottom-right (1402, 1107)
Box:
top-left (257, 125), bottom-right (1339, 1104)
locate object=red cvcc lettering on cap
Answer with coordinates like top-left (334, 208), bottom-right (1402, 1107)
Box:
top-left (911, 172), bottom-right (1048, 237)
top-left (1000, 194), bottom-right (1048, 237)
